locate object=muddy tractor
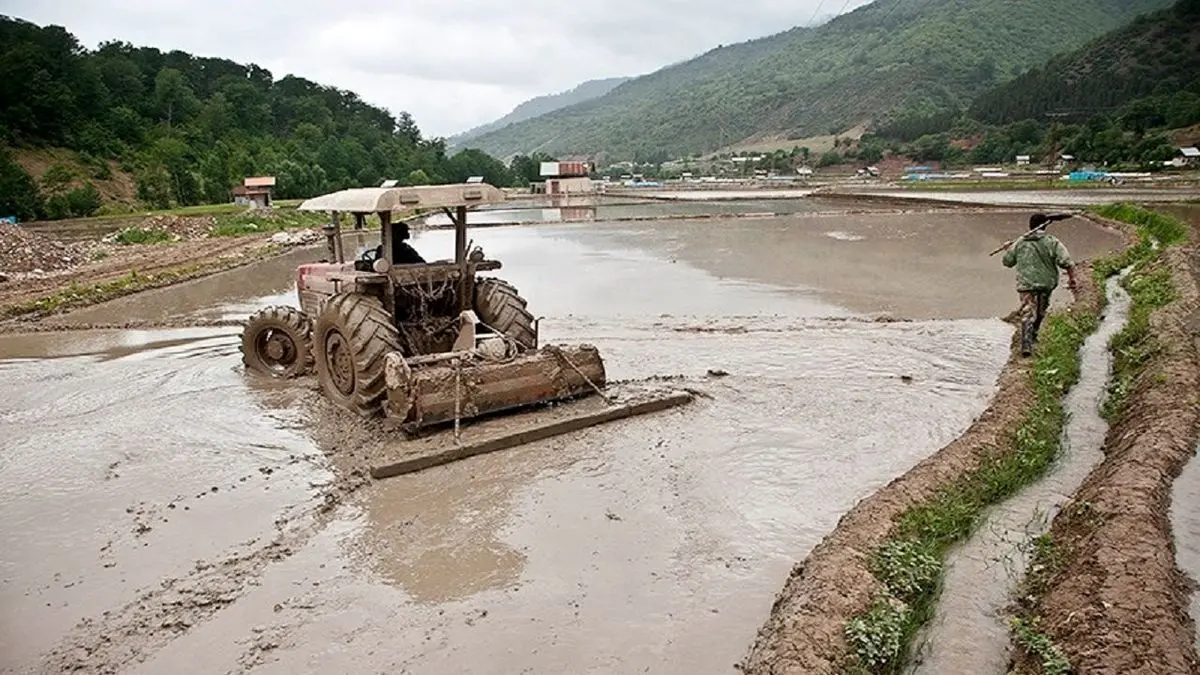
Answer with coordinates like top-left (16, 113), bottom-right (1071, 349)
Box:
top-left (240, 183), bottom-right (606, 432)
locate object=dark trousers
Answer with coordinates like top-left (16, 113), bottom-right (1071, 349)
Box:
top-left (1018, 290), bottom-right (1051, 354)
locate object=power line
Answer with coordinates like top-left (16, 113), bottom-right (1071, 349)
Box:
top-left (805, 0), bottom-right (829, 27)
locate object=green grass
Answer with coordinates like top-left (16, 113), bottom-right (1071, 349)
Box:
top-left (844, 305), bottom-right (1098, 673)
top-left (114, 226), bottom-right (172, 245)
top-left (1009, 616), bottom-right (1072, 675)
top-left (209, 209), bottom-right (326, 237)
top-left (1092, 203), bottom-right (1188, 248)
top-left (1088, 204), bottom-right (1186, 421)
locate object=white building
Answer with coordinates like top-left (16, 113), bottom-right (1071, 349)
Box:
top-left (1171, 147), bottom-right (1200, 168)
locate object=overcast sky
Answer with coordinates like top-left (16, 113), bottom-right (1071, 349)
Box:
top-left (2, 0), bottom-right (872, 138)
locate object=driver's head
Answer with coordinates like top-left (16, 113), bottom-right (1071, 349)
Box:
top-left (395, 221), bottom-right (411, 240)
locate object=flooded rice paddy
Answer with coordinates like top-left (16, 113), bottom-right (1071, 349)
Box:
top-left (0, 205), bottom-right (1126, 673)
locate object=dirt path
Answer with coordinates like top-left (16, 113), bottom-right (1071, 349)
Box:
top-left (1015, 243), bottom-right (1200, 673)
top-left (911, 273), bottom-right (1130, 674)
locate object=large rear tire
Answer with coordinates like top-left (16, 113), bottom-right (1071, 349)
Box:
top-left (474, 277), bottom-right (537, 351)
top-left (241, 306), bottom-right (313, 378)
top-left (313, 293), bottom-right (402, 418)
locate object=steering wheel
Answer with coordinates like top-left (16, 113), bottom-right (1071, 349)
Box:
top-left (360, 246), bottom-right (382, 263)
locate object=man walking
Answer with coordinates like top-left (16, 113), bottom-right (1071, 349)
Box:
top-left (1002, 213), bottom-right (1079, 356)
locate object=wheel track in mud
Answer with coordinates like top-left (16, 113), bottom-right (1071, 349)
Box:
top-left (25, 372), bottom-right (715, 675)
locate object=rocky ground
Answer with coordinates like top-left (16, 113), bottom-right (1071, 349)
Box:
top-left (0, 213), bottom-right (323, 322)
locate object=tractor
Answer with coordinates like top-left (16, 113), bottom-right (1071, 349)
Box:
top-left (239, 183), bottom-right (606, 432)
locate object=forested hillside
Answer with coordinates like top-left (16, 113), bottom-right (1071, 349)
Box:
top-left (866, 0), bottom-right (1200, 167)
top-left (449, 77), bottom-right (630, 148)
top-left (969, 0), bottom-right (1200, 126)
top-left (0, 15), bottom-right (514, 221)
top-left (463, 0), bottom-right (1173, 161)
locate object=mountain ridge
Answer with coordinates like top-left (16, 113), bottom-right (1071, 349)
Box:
top-left (448, 76), bottom-right (630, 148)
top-left (461, 0), bottom-right (1175, 161)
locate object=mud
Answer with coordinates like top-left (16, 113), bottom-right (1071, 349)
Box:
top-left (1020, 244), bottom-right (1200, 674)
top-left (740, 264), bottom-right (1104, 675)
top-left (0, 206), bottom-right (1038, 674)
top-left (911, 273), bottom-right (1130, 675)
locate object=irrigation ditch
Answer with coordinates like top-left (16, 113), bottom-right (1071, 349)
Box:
top-left (742, 204), bottom-right (1200, 674)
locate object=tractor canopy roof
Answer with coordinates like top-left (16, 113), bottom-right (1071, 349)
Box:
top-left (297, 183), bottom-right (506, 215)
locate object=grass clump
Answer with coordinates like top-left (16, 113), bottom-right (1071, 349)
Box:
top-left (210, 209), bottom-right (325, 237)
top-left (845, 599), bottom-right (911, 672)
top-left (114, 226), bottom-right (172, 245)
top-left (844, 307), bottom-right (1096, 673)
top-left (1009, 616), bottom-right (1071, 675)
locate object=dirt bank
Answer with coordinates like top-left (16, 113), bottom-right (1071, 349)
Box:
top-left (1014, 239), bottom-right (1200, 673)
top-left (740, 265), bottom-right (1106, 673)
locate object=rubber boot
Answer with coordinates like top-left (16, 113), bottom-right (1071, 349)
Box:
top-left (1020, 318), bottom-right (1035, 357)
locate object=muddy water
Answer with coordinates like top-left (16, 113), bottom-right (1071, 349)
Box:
top-left (910, 275), bottom-right (1131, 675)
top-left (567, 211), bottom-right (1122, 319)
top-left (1170, 443), bottom-right (1200, 649)
top-left (3, 211), bottom-right (1029, 673)
top-left (419, 196), bottom-right (864, 226)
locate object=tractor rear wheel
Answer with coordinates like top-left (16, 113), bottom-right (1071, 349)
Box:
top-left (313, 293), bottom-right (402, 418)
top-left (241, 306), bottom-right (313, 378)
top-left (474, 277), bottom-right (537, 351)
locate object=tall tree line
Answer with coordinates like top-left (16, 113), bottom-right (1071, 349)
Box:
top-left (0, 15), bottom-right (517, 219)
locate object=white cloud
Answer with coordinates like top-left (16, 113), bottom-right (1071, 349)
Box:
top-left (1, 0), bottom-right (872, 137)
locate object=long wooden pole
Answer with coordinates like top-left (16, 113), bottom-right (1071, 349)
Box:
top-left (455, 204), bottom-right (469, 311)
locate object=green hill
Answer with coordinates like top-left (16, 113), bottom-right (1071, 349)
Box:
top-left (448, 76), bottom-right (630, 148)
top-left (863, 0), bottom-right (1199, 168)
top-left (0, 15), bottom-right (516, 221)
top-left (464, 0), bottom-right (1174, 161)
top-left (969, 0), bottom-right (1200, 126)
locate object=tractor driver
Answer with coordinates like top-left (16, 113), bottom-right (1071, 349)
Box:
top-left (391, 220), bottom-right (425, 265)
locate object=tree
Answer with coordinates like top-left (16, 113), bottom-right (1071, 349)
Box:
top-left (0, 151), bottom-right (43, 220)
top-left (154, 68), bottom-right (195, 128)
top-left (818, 150), bottom-right (842, 167)
top-left (510, 152), bottom-right (557, 185)
top-left (406, 169), bottom-right (431, 186)
top-left (445, 148), bottom-right (513, 186)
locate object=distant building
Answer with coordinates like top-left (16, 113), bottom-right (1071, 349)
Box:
top-left (540, 161), bottom-right (593, 195)
top-left (233, 176), bottom-right (276, 209)
top-left (1171, 147), bottom-right (1200, 168)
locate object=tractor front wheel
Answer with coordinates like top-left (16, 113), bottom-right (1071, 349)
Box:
top-left (475, 277), bottom-right (537, 351)
top-left (313, 293), bottom-right (402, 418)
top-left (241, 306), bottom-right (313, 378)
